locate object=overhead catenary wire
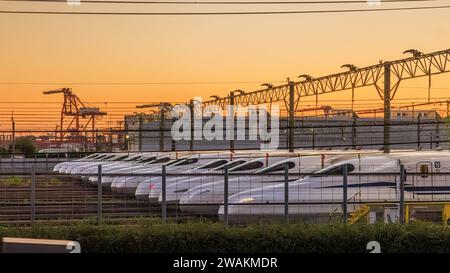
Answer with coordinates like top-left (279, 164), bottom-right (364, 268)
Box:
top-left (1, 4), bottom-right (450, 15)
top-left (1, 96), bottom-right (450, 103)
top-left (0, 0), bottom-right (444, 4)
top-left (1, 119), bottom-right (450, 133)
top-left (0, 81), bottom-right (287, 85)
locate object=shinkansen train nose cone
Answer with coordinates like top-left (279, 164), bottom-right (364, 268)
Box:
top-left (114, 176), bottom-right (148, 194)
top-left (135, 179), bottom-right (160, 202)
top-left (148, 188), bottom-right (161, 202)
top-left (135, 179), bottom-right (155, 200)
top-left (178, 190), bottom-right (221, 216)
top-left (53, 163), bottom-right (65, 172)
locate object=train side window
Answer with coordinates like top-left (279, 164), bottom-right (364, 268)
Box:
top-left (419, 164), bottom-right (429, 178)
top-left (255, 161), bottom-right (296, 174)
top-left (112, 155), bottom-right (129, 161)
top-left (138, 156), bottom-right (157, 163)
top-left (197, 159), bottom-right (228, 170)
top-left (173, 158), bottom-right (199, 166)
top-left (229, 161), bottom-right (264, 172)
top-left (151, 157), bottom-right (172, 164)
top-left (314, 163), bottom-right (355, 176)
top-left (128, 155), bottom-right (142, 161)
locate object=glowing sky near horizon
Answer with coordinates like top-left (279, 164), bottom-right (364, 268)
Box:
top-left (0, 1), bottom-right (450, 130)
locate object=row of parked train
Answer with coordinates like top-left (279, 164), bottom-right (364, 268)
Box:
top-left (53, 149), bottom-right (450, 223)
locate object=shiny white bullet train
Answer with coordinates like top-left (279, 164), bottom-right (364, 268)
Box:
top-left (219, 152), bottom-right (450, 223)
top-left (53, 149), bottom-right (450, 223)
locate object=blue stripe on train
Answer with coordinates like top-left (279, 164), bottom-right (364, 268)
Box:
top-left (321, 182), bottom-right (450, 193)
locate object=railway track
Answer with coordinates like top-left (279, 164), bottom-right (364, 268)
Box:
top-left (0, 175), bottom-right (166, 223)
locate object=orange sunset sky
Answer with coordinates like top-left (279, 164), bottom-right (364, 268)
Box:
top-left (0, 1), bottom-right (450, 130)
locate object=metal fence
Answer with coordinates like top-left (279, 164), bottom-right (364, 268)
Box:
top-left (2, 162), bottom-right (450, 226)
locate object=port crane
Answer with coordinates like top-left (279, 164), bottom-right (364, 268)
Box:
top-left (43, 88), bottom-right (107, 143)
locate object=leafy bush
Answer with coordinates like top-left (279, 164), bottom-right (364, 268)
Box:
top-left (1, 222), bottom-right (450, 253)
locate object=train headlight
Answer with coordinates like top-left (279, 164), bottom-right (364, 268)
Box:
top-left (238, 197), bottom-right (256, 203)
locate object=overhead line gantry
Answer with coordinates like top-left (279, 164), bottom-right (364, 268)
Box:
top-left (202, 48), bottom-right (450, 153)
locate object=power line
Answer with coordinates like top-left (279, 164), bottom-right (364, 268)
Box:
top-left (0, 98), bottom-right (447, 105)
top-left (0, 0), bottom-right (443, 4)
top-left (0, 119), bottom-right (449, 131)
top-left (0, 81), bottom-right (285, 85)
top-left (0, 101), bottom-right (184, 104)
top-left (1, 4), bottom-right (450, 15)
top-left (1, 83), bottom-right (449, 88)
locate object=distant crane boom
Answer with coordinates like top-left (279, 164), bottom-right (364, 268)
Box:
top-left (43, 88), bottom-right (106, 145)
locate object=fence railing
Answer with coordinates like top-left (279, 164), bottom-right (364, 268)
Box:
top-left (2, 164), bottom-right (450, 226)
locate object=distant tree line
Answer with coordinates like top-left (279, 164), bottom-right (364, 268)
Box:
top-left (0, 137), bottom-right (37, 158)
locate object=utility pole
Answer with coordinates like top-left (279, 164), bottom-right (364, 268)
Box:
top-left (11, 112), bottom-right (15, 158)
top-left (399, 164), bottom-right (405, 225)
top-left (229, 92), bottom-right (235, 152)
top-left (189, 100), bottom-right (195, 151)
top-left (435, 114), bottom-right (440, 149)
top-left (160, 109), bottom-right (165, 152)
top-left (340, 64), bottom-right (358, 111)
top-left (124, 120), bottom-right (129, 151)
top-left (288, 80), bottom-right (295, 152)
top-left (447, 101), bottom-right (449, 118)
top-left (136, 102), bottom-right (173, 152)
top-left (109, 127), bottom-right (113, 152)
top-left (84, 131), bottom-right (88, 152)
top-left (351, 114), bottom-right (357, 149)
top-left (383, 62), bottom-right (391, 154)
top-left (137, 114), bottom-right (143, 151)
top-left (417, 115), bottom-right (421, 149)
top-left (95, 128), bottom-right (99, 152)
top-left (55, 125), bottom-right (58, 144)
top-left (428, 73), bottom-right (432, 103)
top-left (227, 90), bottom-right (245, 152)
top-left (429, 132), bottom-right (433, 150)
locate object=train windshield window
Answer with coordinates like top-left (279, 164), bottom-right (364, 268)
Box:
top-left (229, 161), bottom-right (264, 172)
top-left (315, 163), bottom-right (355, 175)
top-left (255, 161), bottom-right (296, 174)
top-left (197, 159), bottom-right (228, 170)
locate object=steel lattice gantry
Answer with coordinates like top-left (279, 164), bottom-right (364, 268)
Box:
top-left (43, 88), bottom-right (107, 143)
top-left (201, 49), bottom-right (450, 153)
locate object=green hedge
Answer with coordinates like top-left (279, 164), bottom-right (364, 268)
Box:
top-left (1, 222), bottom-right (450, 253)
